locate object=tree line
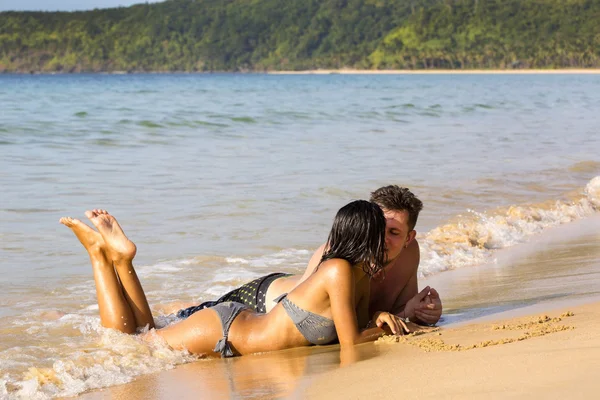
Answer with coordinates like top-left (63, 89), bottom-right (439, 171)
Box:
top-left (1, 0), bottom-right (599, 72)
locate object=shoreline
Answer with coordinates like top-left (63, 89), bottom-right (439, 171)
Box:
top-left (76, 296), bottom-right (600, 400)
top-left (74, 213), bottom-right (600, 399)
top-left (2, 68), bottom-right (600, 76)
top-left (269, 68), bottom-right (600, 75)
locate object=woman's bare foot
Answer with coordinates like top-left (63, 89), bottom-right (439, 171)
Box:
top-left (85, 209), bottom-right (137, 262)
top-left (59, 217), bottom-right (106, 255)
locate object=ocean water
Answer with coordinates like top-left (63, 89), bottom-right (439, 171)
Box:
top-left (0, 73), bottom-right (599, 398)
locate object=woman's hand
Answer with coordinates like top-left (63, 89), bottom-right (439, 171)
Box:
top-left (372, 311), bottom-right (410, 335)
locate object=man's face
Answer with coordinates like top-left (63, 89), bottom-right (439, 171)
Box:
top-left (383, 209), bottom-right (414, 264)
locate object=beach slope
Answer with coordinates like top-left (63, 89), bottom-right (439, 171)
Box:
top-left (306, 302), bottom-right (600, 399)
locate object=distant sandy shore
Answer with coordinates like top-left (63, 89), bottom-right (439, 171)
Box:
top-left (5, 68), bottom-right (600, 75)
top-left (270, 68), bottom-right (600, 75)
top-left (78, 300), bottom-right (600, 399)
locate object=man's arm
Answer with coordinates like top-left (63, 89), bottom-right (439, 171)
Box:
top-left (389, 240), bottom-right (443, 325)
top-left (299, 243), bottom-right (327, 283)
top-left (389, 240), bottom-right (420, 316)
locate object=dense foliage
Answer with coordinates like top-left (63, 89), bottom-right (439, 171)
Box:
top-left (1, 0), bottom-right (599, 72)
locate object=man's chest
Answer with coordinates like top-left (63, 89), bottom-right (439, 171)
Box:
top-left (369, 267), bottom-right (407, 308)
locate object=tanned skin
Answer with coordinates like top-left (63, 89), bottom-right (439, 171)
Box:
top-left (61, 209), bottom-right (407, 357)
top-left (266, 208), bottom-right (443, 325)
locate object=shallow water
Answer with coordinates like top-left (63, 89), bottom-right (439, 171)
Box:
top-left (0, 73), bottom-right (599, 398)
top-left (424, 213), bottom-right (600, 325)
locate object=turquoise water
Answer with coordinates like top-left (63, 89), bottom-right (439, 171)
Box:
top-left (0, 73), bottom-right (599, 398)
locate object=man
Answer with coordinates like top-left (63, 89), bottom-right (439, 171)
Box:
top-left (178, 186), bottom-right (442, 326)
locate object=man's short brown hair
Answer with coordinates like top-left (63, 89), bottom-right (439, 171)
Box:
top-left (369, 186), bottom-right (423, 230)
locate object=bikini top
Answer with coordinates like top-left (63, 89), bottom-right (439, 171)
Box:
top-left (275, 294), bottom-right (338, 345)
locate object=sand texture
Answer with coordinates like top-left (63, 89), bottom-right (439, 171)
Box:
top-left (306, 303), bottom-right (600, 399)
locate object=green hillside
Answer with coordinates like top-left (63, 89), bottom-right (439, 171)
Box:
top-left (1, 0), bottom-right (599, 72)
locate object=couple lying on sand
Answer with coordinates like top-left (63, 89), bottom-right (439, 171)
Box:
top-left (60, 186), bottom-right (442, 357)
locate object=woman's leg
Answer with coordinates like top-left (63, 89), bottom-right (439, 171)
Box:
top-left (60, 216), bottom-right (137, 333)
top-left (86, 209), bottom-right (155, 330)
top-left (155, 308), bottom-right (224, 356)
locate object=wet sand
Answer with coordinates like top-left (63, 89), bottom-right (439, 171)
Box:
top-left (75, 345), bottom-right (349, 399)
top-left (73, 300), bottom-right (600, 399)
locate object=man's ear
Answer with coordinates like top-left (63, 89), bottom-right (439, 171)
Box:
top-left (405, 230), bottom-right (417, 247)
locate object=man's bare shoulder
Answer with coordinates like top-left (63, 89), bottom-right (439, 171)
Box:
top-left (299, 243), bottom-right (328, 282)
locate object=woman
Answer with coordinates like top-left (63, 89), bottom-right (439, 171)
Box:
top-left (60, 200), bottom-right (407, 358)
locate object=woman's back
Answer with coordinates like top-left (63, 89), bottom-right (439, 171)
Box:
top-left (228, 258), bottom-right (370, 355)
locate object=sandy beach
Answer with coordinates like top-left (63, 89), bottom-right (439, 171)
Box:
top-left (270, 68), bottom-right (600, 74)
top-left (306, 301), bottom-right (600, 399)
top-left (74, 299), bottom-right (600, 399)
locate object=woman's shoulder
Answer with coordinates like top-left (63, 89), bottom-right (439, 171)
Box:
top-left (318, 258), bottom-right (353, 278)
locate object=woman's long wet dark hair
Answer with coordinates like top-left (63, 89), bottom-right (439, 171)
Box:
top-left (319, 200), bottom-right (387, 278)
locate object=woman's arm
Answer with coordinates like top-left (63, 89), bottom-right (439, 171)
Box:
top-left (324, 260), bottom-right (390, 346)
top-left (355, 278), bottom-right (371, 330)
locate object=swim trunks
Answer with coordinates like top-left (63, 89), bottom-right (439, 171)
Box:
top-left (177, 272), bottom-right (292, 318)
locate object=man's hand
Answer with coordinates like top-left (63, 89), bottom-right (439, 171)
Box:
top-left (402, 286), bottom-right (443, 325)
top-left (402, 286), bottom-right (430, 321)
top-left (414, 288), bottom-right (442, 325)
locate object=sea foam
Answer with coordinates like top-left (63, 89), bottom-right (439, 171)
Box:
top-left (418, 176), bottom-right (600, 277)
